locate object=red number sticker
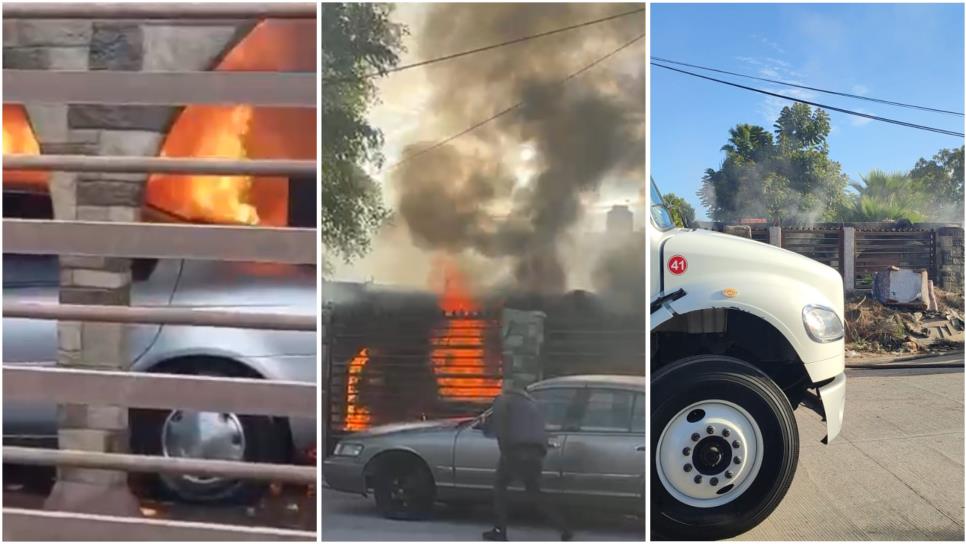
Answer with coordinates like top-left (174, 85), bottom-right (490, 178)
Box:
top-left (668, 255), bottom-right (688, 275)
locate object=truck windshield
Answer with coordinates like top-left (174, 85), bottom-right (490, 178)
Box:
top-left (650, 179), bottom-right (676, 231)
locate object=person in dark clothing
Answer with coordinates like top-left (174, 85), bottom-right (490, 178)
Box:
top-left (481, 381), bottom-right (572, 542)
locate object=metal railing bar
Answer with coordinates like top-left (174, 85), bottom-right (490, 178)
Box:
top-left (4, 446), bottom-right (315, 484)
top-left (2, 155), bottom-right (315, 176)
top-left (2, 508), bottom-right (316, 542)
top-left (4, 70), bottom-right (316, 107)
top-left (3, 367), bottom-right (316, 418)
top-left (4, 219), bottom-right (317, 264)
top-left (4, 303), bottom-right (315, 331)
top-left (2, 3), bottom-right (317, 19)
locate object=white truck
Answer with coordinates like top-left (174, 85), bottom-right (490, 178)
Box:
top-left (649, 180), bottom-right (847, 539)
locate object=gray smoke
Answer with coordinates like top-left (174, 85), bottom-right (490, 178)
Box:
top-left (392, 3), bottom-right (645, 294)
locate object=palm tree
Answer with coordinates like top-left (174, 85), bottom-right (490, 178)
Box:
top-left (840, 170), bottom-right (929, 222)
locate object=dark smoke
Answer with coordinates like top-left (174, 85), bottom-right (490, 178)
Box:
top-left (392, 3), bottom-right (645, 293)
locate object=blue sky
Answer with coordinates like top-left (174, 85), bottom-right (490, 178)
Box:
top-left (651, 3), bottom-right (965, 220)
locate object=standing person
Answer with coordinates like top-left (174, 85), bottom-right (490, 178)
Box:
top-left (481, 380), bottom-right (572, 542)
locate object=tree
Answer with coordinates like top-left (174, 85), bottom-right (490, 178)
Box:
top-left (909, 146), bottom-right (964, 210)
top-left (699, 104), bottom-right (848, 224)
top-left (321, 4), bottom-right (405, 265)
top-left (661, 193), bottom-right (695, 227)
top-left (838, 170), bottom-right (929, 222)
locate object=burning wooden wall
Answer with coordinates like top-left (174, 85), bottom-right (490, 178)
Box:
top-left (324, 271), bottom-right (646, 439)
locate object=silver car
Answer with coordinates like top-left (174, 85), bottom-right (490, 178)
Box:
top-left (2, 188), bottom-right (316, 504)
top-left (323, 374), bottom-right (644, 519)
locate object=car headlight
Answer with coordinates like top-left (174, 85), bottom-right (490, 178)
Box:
top-left (333, 442), bottom-right (364, 457)
top-left (802, 304), bottom-right (844, 343)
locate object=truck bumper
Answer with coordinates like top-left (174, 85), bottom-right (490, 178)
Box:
top-left (817, 372), bottom-right (846, 442)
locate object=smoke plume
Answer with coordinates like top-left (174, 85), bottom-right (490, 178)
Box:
top-left (392, 3), bottom-right (645, 294)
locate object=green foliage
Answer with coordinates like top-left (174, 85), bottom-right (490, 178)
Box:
top-left (838, 170), bottom-right (929, 222)
top-left (660, 193), bottom-right (695, 227)
top-left (909, 146), bottom-right (964, 214)
top-left (699, 104), bottom-right (848, 224)
top-left (321, 3), bottom-right (405, 265)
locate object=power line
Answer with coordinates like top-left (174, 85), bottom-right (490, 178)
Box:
top-left (323, 6), bottom-right (646, 83)
top-left (653, 56), bottom-right (963, 117)
top-left (387, 32), bottom-right (645, 171)
top-left (652, 62), bottom-right (964, 138)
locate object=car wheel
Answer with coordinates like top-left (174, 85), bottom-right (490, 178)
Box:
top-left (130, 361), bottom-right (287, 504)
top-left (372, 456), bottom-right (436, 520)
top-left (651, 355), bottom-right (798, 540)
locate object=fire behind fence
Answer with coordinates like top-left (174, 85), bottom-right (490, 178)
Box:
top-left (323, 284), bottom-right (646, 451)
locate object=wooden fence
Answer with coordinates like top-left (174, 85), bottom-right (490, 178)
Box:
top-left (700, 222), bottom-right (963, 293)
top-left (2, 2), bottom-right (317, 541)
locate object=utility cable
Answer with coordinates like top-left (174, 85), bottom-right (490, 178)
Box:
top-left (653, 56), bottom-right (963, 117)
top-left (323, 6), bottom-right (646, 83)
top-left (387, 32), bottom-right (645, 171)
top-left (652, 62), bottom-right (964, 138)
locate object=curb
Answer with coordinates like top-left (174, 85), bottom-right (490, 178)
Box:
top-left (845, 349), bottom-right (964, 368)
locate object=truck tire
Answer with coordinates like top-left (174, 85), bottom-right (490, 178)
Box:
top-left (651, 355), bottom-right (798, 540)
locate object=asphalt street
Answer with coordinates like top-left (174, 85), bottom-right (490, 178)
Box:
top-left (736, 365), bottom-right (964, 541)
top-left (320, 486), bottom-right (644, 541)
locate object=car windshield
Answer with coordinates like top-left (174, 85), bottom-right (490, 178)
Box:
top-left (650, 179), bottom-right (676, 231)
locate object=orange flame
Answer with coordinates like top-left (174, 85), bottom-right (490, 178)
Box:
top-left (2, 104), bottom-right (48, 187)
top-left (430, 256), bottom-right (503, 400)
top-left (345, 348), bottom-right (371, 431)
top-left (145, 19), bottom-right (315, 226)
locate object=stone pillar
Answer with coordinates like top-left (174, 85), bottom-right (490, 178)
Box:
top-left (768, 226), bottom-right (782, 247)
top-left (500, 309), bottom-right (546, 391)
top-left (937, 227), bottom-right (964, 292)
top-left (842, 226), bottom-right (856, 294)
top-left (4, 17), bottom-right (246, 516)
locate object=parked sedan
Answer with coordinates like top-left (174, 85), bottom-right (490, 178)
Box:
top-left (323, 374), bottom-right (644, 519)
top-left (2, 188), bottom-right (316, 505)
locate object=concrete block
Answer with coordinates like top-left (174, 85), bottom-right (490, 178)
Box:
top-left (58, 428), bottom-right (123, 452)
top-left (69, 105), bottom-right (174, 132)
top-left (77, 180), bottom-right (142, 207)
top-left (80, 323), bottom-right (127, 368)
top-left (97, 130), bottom-right (163, 157)
top-left (60, 404), bottom-right (128, 431)
top-left (23, 104), bottom-right (69, 142)
top-left (13, 20), bottom-right (92, 47)
top-left (71, 269), bottom-right (131, 290)
top-left (89, 23), bottom-right (142, 70)
top-left (142, 24), bottom-right (240, 71)
top-left (46, 46), bottom-right (89, 69)
top-left (57, 321), bottom-right (83, 352)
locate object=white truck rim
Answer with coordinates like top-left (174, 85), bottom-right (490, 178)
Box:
top-left (656, 399), bottom-right (764, 508)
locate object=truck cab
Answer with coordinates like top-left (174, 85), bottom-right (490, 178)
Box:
top-left (649, 180), bottom-right (846, 540)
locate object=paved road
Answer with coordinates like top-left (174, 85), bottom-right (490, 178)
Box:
top-left (321, 486), bottom-right (644, 541)
top-left (737, 366), bottom-right (964, 541)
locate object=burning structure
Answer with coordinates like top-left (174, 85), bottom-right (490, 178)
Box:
top-left (323, 263), bottom-right (645, 445)
top-left (322, 5), bottom-right (646, 447)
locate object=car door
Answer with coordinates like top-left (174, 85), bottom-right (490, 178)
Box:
top-left (559, 387), bottom-right (646, 510)
top-left (3, 253), bottom-right (60, 439)
top-left (452, 386), bottom-right (581, 496)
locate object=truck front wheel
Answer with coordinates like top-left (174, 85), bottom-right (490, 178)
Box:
top-left (651, 355), bottom-right (798, 540)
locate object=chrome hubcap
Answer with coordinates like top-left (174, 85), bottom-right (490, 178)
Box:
top-left (161, 410), bottom-right (246, 484)
top-left (656, 400), bottom-right (763, 508)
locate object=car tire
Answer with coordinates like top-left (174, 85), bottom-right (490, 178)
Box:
top-left (650, 355), bottom-right (798, 541)
top-left (372, 456), bottom-right (436, 520)
top-left (130, 360), bottom-right (288, 505)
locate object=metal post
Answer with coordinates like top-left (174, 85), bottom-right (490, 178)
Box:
top-left (842, 226), bottom-right (856, 293)
top-left (320, 307), bottom-right (332, 456)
